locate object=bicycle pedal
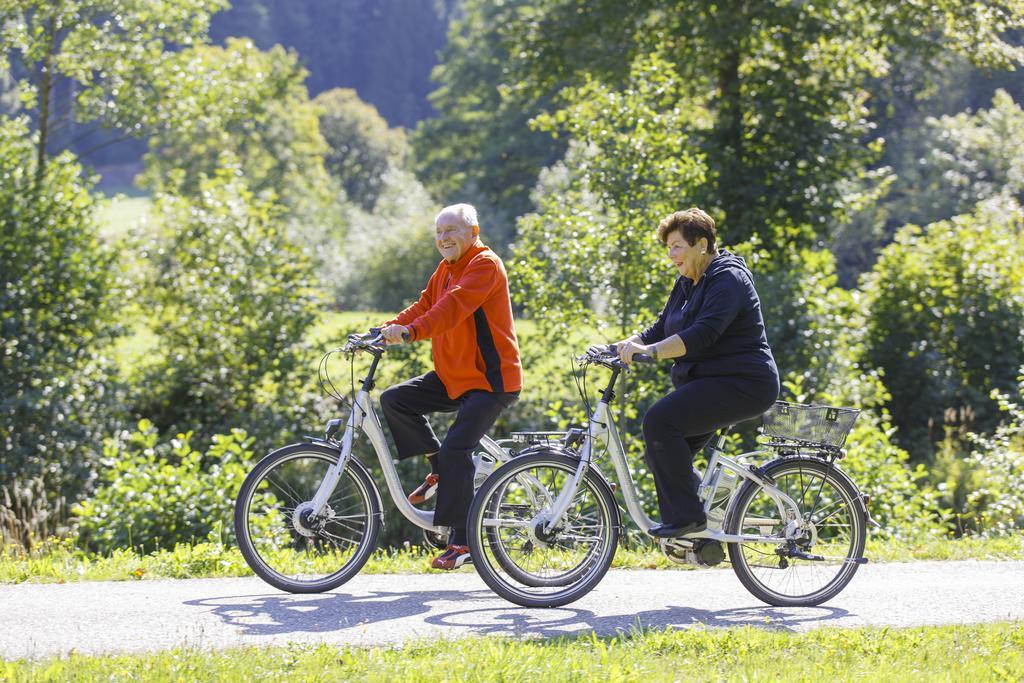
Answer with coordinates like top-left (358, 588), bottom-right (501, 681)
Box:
top-left (788, 550), bottom-right (825, 562)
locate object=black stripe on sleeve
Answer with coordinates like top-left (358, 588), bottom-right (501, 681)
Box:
top-left (473, 308), bottom-right (504, 393)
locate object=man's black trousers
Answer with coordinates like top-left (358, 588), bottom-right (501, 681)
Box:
top-left (642, 371), bottom-right (779, 525)
top-left (380, 371), bottom-right (518, 529)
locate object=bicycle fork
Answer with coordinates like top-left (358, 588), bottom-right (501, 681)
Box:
top-left (309, 397), bottom-right (364, 517)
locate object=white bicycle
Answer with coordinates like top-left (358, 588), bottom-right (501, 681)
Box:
top-left (468, 344), bottom-right (872, 608)
top-left (234, 330), bottom-right (512, 593)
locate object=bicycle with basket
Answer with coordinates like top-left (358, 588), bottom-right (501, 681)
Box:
top-left (466, 344), bottom-right (875, 608)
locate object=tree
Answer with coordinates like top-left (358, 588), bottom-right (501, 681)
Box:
top-left (0, 0), bottom-right (227, 180)
top-left (467, 0), bottom-right (1024, 247)
top-left (139, 39), bottom-right (332, 212)
top-left (314, 87), bottom-right (407, 210)
top-left (137, 39), bottom-right (347, 302)
top-left (902, 89), bottom-right (1024, 225)
top-left (513, 54), bottom-right (708, 337)
top-left (0, 116), bottom-right (121, 547)
top-left (833, 86), bottom-right (1024, 283)
top-left (210, 0), bottom-right (457, 127)
top-left (136, 166), bottom-right (321, 443)
top-left (861, 196), bottom-right (1024, 461)
top-left (411, 0), bottom-right (567, 250)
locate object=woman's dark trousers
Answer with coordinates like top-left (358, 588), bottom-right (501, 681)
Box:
top-left (642, 373), bottom-right (779, 525)
top-left (380, 371), bottom-right (518, 529)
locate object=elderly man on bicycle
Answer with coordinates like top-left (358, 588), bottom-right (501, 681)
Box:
top-left (378, 203), bottom-right (522, 570)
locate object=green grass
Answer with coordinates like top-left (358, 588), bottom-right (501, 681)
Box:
top-left (3, 535), bottom-right (1021, 584)
top-left (4, 622), bottom-right (1023, 681)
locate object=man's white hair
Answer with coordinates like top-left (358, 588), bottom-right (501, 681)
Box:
top-left (435, 203), bottom-right (478, 230)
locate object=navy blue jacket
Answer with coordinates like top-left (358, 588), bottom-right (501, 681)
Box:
top-left (640, 250), bottom-right (779, 383)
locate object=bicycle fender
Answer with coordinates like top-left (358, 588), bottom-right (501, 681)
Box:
top-left (727, 455), bottom-right (868, 525)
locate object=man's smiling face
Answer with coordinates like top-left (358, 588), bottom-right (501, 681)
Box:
top-left (435, 220), bottom-right (477, 262)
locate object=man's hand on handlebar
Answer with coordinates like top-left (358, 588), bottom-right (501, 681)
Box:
top-left (381, 324), bottom-right (410, 345)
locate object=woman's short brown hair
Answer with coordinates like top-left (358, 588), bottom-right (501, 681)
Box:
top-left (657, 207), bottom-right (717, 249)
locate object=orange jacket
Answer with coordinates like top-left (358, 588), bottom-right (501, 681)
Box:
top-left (386, 240), bottom-right (522, 399)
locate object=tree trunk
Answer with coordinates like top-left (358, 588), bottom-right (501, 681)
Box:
top-left (716, 46), bottom-right (744, 233)
top-left (35, 14), bottom-right (59, 185)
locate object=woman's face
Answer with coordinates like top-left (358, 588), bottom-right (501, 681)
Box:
top-left (666, 230), bottom-right (706, 280)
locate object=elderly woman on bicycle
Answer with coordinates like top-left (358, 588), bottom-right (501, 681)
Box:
top-left (614, 207), bottom-right (780, 538)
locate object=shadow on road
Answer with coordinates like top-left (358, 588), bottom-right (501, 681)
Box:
top-left (183, 588), bottom-right (494, 636)
top-left (184, 589), bottom-right (849, 638)
top-left (426, 603), bottom-right (850, 637)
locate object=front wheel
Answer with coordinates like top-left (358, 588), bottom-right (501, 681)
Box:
top-left (234, 443), bottom-right (382, 593)
top-left (468, 451), bottom-right (619, 608)
top-left (726, 456), bottom-right (866, 606)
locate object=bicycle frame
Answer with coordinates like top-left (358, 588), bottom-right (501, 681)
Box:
top-left (542, 364), bottom-right (805, 546)
top-left (309, 348), bottom-right (509, 534)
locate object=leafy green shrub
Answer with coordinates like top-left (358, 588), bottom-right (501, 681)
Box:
top-left (860, 196), bottom-right (1024, 461)
top-left (135, 167), bottom-right (321, 444)
top-left (0, 116), bottom-right (123, 547)
top-left (73, 421), bottom-right (255, 553)
top-left (961, 373), bottom-right (1024, 535)
top-left (332, 169), bottom-right (440, 311)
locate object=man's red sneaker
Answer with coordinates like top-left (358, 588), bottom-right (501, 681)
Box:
top-left (408, 473), bottom-right (439, 505)
top-left (431, 544), bottom-right (472, 570)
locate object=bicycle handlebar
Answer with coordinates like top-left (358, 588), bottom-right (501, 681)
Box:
top-left (343, 327), bottom-right (411, 352)
top-left (608, 343), bottom-right (655, 364)
top-left (583, 344), bottom-right (655, 368)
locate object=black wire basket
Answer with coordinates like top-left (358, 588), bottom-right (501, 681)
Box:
top-left (761, 401), bottom-right (860, 449)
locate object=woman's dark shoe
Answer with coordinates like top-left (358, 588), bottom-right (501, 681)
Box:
top-left (648, 519), bottom-right (707, 538)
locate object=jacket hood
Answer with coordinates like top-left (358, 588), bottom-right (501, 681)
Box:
top-left (704, 249), bottom-right (751, 280)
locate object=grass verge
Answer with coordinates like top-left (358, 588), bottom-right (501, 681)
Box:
top-left (3, 622), bottom-right (1023, 681)
top-left (2, 534), bottom-right (1021, 584)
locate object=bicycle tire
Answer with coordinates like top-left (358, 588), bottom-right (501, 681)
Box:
top-left (235, 443), bottom-right (381, 593)
top-left (726, 456), bottom-right (866, 606)
top-left (468, 451), bottom-right (619, 608)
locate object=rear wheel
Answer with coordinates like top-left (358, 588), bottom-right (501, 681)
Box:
top-left (468, 451), bottom-right (619, 608)
top-left (727, 456), bottom-right (866, 606)
top-left (234, 444), bottom-right (381, 593)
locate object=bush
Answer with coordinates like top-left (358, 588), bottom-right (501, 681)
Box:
top-left (0, 116), bottom-right (123, 547)
top-left (73, 421), bottom-right (255, 553)
top-left (960, 373), bottom-right (1024, 535)
top-left (861, 196), bottom-right (1024, 461)
top-left (332, 168), bottom-right (440, 311)
top-left (135, 167), bottom-right (321, 445)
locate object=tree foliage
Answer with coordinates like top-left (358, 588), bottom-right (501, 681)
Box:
top-left (136, 167), bottom-right (321, 443)
top-left (513, 54), bottom-right (708, 336)
top-left (0, 0), bottom-right (227, 176)
top-left (332, 168), bottom-right (440, 311)
top-left (314, 87), bottom-right (407, 210)
top-left (447, 0), bottom-right (1024, 248)
top-left (210, 0), bottom-right (456, 128)
top-left (861, 196), bottom-right (1024, 460)
top-left (140, 39), bottom-right (332, 212)
top-left (411, 0), bottom-right (567, 250)
top-left (0, 116), bottom-right (122, 546)
top-left (905, 89), bottom-right (1024, 225)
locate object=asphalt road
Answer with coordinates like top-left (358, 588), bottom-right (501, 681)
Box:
top-left (2, 561), bottom-right (1022, 660)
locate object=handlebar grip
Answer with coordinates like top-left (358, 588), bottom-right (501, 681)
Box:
top-left (606, 343), bottom-right (655, 363)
